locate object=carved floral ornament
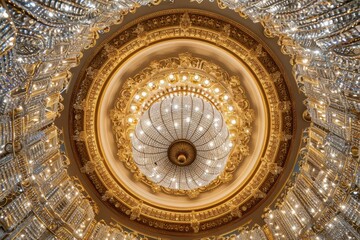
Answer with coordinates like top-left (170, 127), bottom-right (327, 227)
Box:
top-left (71, 10), bottom-right (294, 233)
top-left (110, 53), bottom-right (253, 197)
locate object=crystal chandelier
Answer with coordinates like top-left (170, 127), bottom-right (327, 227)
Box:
top-left (0, 0), bottom-right (359, 238)
top-left (131, 95), bottom-right (232, 190)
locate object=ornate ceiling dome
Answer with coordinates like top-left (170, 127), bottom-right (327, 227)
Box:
top-left (1, 0), bottom-right (358, 240)
top-left (132, 95), bottom-right (231, 190)
top-left (69, 8), bottom-right (296, 236)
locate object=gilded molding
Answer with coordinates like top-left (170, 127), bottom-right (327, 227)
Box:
top-left (110, 53), bottom-right (253, 197)
top-left (70, 10), bottom-right (294, 233)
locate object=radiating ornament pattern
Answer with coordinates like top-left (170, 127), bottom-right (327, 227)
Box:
top-left (132, 95), bottom-right (232, 190)
top-left (0, 0), bottom-right (359, 239)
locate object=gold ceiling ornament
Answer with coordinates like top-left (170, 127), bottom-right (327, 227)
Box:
top-left (110, 53), bottom-right (253, 197)
top-left (167, 139), bottom-right (197, 166)
top-left (71, 10), bottom-right (294, 233)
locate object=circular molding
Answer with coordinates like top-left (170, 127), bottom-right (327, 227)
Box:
top-left (110, 55), bottom-right (252, 197)
top-left (70, 9), bottom-right (294, 234)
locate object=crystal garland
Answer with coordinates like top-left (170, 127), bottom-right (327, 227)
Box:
top-left (0, 0), bottom-right (358, 239)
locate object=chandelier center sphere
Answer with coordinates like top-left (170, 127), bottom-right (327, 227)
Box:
top-left (168, 139), bottom-right (197, 166)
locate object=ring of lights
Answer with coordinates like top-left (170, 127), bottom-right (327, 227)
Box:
top-left (110, 54), bottom-right (253, 196)
top-left (70, 10), bottom-right (295, 234)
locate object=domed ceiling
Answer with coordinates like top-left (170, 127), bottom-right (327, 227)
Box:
top-left (62, 3), bottom-right (305, 238)
top-left (1, 0), bottom-right (358, 239)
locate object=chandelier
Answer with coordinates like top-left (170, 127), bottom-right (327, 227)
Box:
top-left (1, 0), bottom-right (358, 238)
top-left (131, 95), bottom-right (232, 190)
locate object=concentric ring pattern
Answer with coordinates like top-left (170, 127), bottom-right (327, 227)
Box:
top-left (131, 95), bottom-right (232, 190)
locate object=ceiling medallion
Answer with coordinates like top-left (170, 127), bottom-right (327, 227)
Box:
top-left (71, 10), bottom-right (294, 234)
top-left (168, 139), bottom-right (197, 166)
top-left (131, 95), bottom-right (232, 191)
top-left (110, 54), bottom-right (252, 197)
